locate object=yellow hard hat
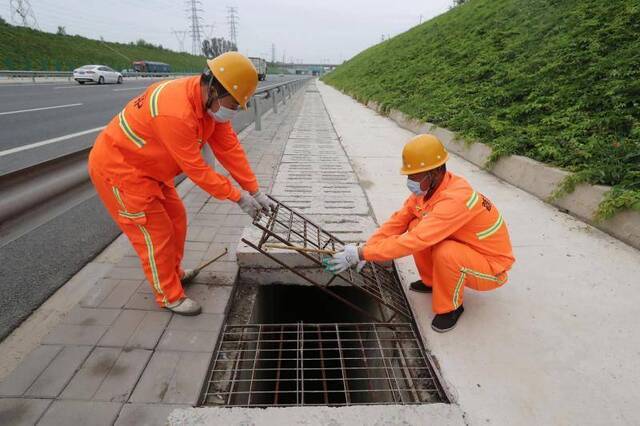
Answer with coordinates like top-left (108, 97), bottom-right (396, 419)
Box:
top-left (206, 52), bottom-right (258, 109)
top-left (400, 134), bottom-right (449, 175)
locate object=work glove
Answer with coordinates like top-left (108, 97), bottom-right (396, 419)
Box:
top-left (252, 190), bottom-right (277, 213)
top-left (236, 192), bottom-right (261, 218)
top-left (324, 244), bottom-right (366, 274)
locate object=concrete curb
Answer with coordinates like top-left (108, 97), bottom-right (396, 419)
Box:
top-left (361, 100), bottom-right (640, 250)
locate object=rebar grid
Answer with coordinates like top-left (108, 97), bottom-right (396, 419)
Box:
top-left (202, 323), bottom-right (444, 407)
top-left (243, 198), bottom-right (412, 321)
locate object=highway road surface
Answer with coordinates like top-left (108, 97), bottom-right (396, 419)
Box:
top-left (0, 73), bottom-right (300, 340)
top-left (0, 74), bottom-right (297, 175)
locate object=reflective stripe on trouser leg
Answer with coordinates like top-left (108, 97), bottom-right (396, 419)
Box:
top-left (431, 239), bottom-right (504, 314)
top-left (160, 184), bottom-right (187, 278)
top-left (111, 187), bottom-right (167, 305)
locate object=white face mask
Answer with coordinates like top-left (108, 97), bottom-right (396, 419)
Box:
top-left (208, 105), bottom-right (238, 123)
top-left (407, 178), bottom-right (426, 196)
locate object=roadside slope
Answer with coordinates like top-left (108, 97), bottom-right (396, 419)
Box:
top-left (323, 0), bottom-right (640, 217)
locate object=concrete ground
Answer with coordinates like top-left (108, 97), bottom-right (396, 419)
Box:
top-left (2, 78), bottom-right (639, 425)
top-left (0, 84), bottom-right (307, 425)
top-left (316, 81), bottom-right (640, 425)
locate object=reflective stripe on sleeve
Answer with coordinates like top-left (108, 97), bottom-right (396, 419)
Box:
top-left (118, 110), bottom-right (146, 148)
top-left (466, 191), bottom-right (479, 209)
top-left (476, 213), bottom-right (504, 240)
top-left (149, 81), bottom-right (172, 118)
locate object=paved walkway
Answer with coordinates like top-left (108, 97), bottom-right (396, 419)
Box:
top-left (3, 78), bottom-right (640, 425)
top-left (316, 81), bottom-right (640, 425)
top-left (0, 86), bottom-right (306, 425)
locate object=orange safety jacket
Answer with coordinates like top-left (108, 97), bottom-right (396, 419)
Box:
top-left (363, 172), bottom-right (515, 274)
top-left (90, 76), bottom-right (258, 203)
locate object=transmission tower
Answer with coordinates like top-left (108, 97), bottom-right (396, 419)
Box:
top-left (186, 0), bottom-right (204, 55)
top-left (171, 29), bottom-right (188, 52)
top-left (10, 0), bottom-right (39, 29)
top-left (271, 43), bottom-right (276, 63)
top-left (227, 6), bottom-right (238, 48)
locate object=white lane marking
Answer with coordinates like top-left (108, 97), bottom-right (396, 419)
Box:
top-left (53, 85), bottom-right (103, 89)
top-left (113, 87), bottom-right (147, 91)
top-left (0, 126), bottom-right (105, 157)
top-left (0, 103), bottom-right (83, 116)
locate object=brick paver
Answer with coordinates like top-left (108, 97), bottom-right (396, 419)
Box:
top-left (0, 80), bottom-right (308, 425)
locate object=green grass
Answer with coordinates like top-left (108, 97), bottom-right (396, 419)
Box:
top-left (322, 0), bottom-right (640, 219)
top-left (0, 21), bottom-right (205, 72)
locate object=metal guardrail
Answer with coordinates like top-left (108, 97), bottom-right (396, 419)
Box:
top-left (0, 70), bottom-right (197, 82)
top-left (0, 77), bottom-right (311, 234)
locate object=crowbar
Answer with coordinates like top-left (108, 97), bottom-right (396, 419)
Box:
top-left (263, 242), bottom-right (336, 255)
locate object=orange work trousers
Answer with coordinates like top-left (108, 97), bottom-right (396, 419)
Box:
top-left (412, 239), bottom-right (508, 314)
top-left (89, 168), bottom-right (187, 307)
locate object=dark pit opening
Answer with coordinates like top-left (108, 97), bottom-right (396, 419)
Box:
top-left (201, 283), bottom-right (446, 407)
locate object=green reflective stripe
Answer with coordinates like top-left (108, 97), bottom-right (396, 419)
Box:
top-left (149, 81), bottom-right (171, 118)
top-left (112, 187), bottom-right (126, 209)
top-left (477, 214), bottom-right (504, 240)
top-left (452, 270), bottom-right (466, 309)
top-left (118, 111), bottom-right (145, 148)
top-left (137, 224), bottom-right (165, 302)
top-left (111, 186), bottom-right (166, 303)
top-left (461, 267), bottom-right (507, 285)
top-left (119, 211), bottom-right (146, 218)
top-left (466, 191), bottom-right (479, 209)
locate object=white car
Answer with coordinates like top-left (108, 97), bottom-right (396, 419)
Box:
top-left (73, 65), bottom-right (123, 85)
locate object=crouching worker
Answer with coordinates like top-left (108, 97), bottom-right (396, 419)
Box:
top-left (88, 52), bottom-right (275, 316)
top-left (325, 134), bottom-right (515, 332)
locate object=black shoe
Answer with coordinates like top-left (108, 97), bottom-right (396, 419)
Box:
top-left (409, 280), bottom-right (432, 293)
top-left (431, 305), bottom-right (464, 333)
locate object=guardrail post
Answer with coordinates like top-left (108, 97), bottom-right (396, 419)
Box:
top-left (281, 86), bottom-right (287, 105)
top-left (32, 73), bottom-right (36, 83)
top-left (253, 96), bottom-right (262, 131)
top-left (271, 89), bottom-right (278, 114)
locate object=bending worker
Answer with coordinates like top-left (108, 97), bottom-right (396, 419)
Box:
top-left (88, 52), bottom-right (274, 316)
top-left (326, 134), bottom-right (515, 332)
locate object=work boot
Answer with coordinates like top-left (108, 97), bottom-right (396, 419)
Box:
top-left (181, 269), bottom-right (199, 285)
top-left (431, 305), bottom-right (464, 333)
top-left (409, 280), bottom-right (432, 293)
top-left (166, 297), bottom-right (202, 316)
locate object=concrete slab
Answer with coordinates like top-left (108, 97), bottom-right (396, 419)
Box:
top-left (98, 310), bottom-right (171, 349)
top-left (318, 80), bottom-right (640, 425)
top-left (115, 403), bottom-right (190, 426)
top-left (0, 344), bottom-right (62, 396)
top-left (0, 398), bottom-right (52, 426)
top-left (130, 351), bottom-right (210, 405)
top-left (24, 345), bottom-right (92, 397)
top-left (38, 400), bottom-right (122, 426)
top-left (167, 404), bottom-right (466, 425)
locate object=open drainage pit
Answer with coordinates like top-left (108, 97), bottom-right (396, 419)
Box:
top-left (199, 199), bottom-right (447, 408)
top-left (200, 283), bottom-right (446, 407)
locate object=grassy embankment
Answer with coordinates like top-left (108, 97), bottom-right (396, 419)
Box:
top-left (0, 20), bottom-right (204, 72)
top-left (323, 0), bottom-right (640, 218)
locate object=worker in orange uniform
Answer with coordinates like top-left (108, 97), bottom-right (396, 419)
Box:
top-left (326, 134), bottom-right (515, 332)
top-left (88, 52), bottom-right (275, 316)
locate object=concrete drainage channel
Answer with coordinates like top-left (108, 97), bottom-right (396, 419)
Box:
top-left (197, 198), bottom-right (448, 408)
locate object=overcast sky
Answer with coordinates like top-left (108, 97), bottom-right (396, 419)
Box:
top-left (2, 0), bottom-right (452, 63)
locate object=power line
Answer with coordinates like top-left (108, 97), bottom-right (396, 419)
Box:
top-left (186, 0), bottom-right (203, 55)
top-left (10, 0), bottom-right (39, 29)
top-left (171, 29), bottom-right (188, 52)
top-left (227, 6), bottom-right (238, 49)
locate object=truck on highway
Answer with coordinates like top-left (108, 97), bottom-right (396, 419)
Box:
top-left (249, 57), bottom-right (267, 81)
top-left (132, 60), bottom-right (171, 74)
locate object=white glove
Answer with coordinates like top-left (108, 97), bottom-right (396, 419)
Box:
top-left (324, 244), bottom-right (366, 274)
top-left (252, 191), bottom-right (277, 213)
top-left (237, 192), bottom-right (261, 218)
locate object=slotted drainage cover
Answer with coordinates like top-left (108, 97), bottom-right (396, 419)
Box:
top-left (201, 322), bottom-right (445, 407)
top-left (241, 197), bottom-right (412, 322)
